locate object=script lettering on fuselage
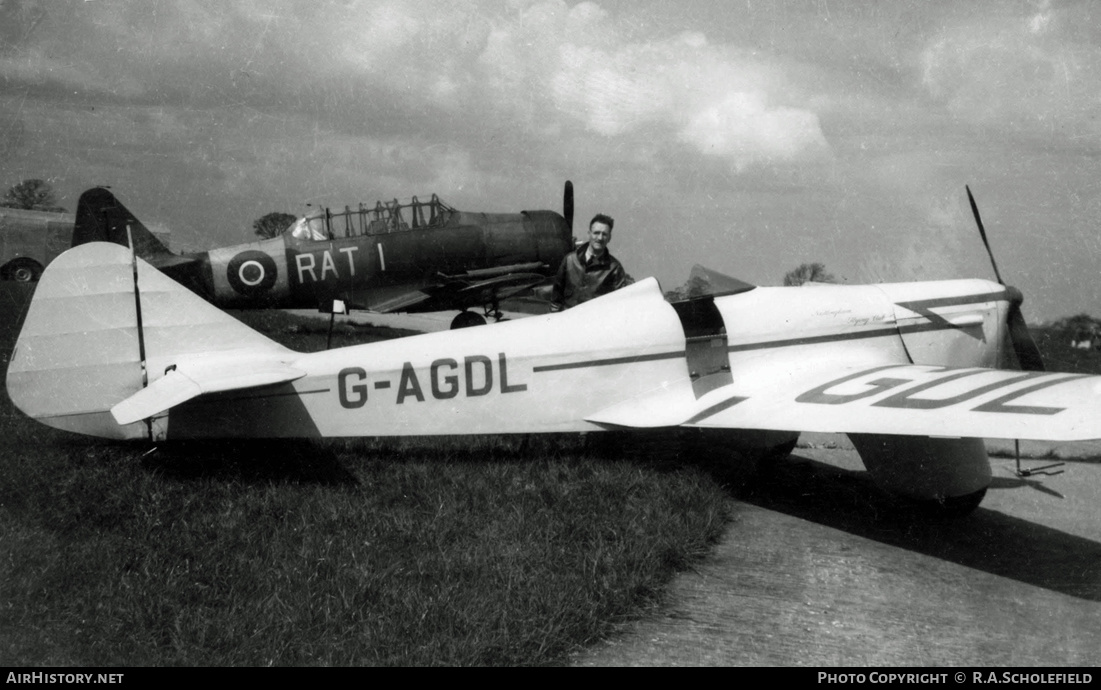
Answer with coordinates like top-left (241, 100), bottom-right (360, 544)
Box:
top-left (337, 353), bottom-right (526, 408)
top-left (795, 365), bottom-right (1085, 415)
top-left (296, 246), bottom-right (359, 284)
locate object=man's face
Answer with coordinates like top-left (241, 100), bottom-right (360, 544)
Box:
top-left (589, 222), bottom-right (612, 253)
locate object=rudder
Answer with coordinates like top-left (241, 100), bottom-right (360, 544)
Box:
top-left (73, 187), bottom-right (175, 259)
top-left (6, 242), bottom-right (292, 439)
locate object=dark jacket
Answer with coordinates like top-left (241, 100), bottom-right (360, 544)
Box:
top-left (552, 242), bottom-right (629, 309)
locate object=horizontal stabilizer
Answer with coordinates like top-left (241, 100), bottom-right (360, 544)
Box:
top-left (111, 361), bottom-right (305, 425)
top-left (111, 371), bottom-right (201, 426)
top-left (149, 252), bottom-right (202, 272)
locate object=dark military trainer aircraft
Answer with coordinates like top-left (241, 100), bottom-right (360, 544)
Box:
top-left (72, 184), bottom-right (576, 328)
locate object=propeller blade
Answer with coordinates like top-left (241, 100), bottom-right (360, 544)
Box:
top-left (966, 186), bottom-right (1045, 372)
top-left (1007, 300), bottom-right (1046, 372)
top-left (966, 184), bottom-right (1005, 285)
top-left (563, 180), bottom-right (574, 233)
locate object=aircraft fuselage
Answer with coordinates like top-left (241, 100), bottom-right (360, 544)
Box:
top-left (185, 209), bottom-right (571, 311)
top-left (159, 277), bottom-right (1017, 439)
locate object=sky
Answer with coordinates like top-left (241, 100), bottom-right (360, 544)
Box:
top-left (2, 0), bottom-right (1100, 322)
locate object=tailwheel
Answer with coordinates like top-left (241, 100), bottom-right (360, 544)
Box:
top-left (7, 259), bottom-right (42, 283)
top-left (450, 311), bottom-right (487, 329)
top-left (485, 296), bottom-right (505, 322)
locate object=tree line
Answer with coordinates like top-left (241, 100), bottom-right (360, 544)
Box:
top-left (3, 178), bottom-right (298, 240)
top-left (1, 179), bottom-right (66, 212)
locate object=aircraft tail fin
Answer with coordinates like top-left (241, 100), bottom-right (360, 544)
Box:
top-left (6, 242), bottom-right (295, 440)
top-left (73, 187), bottom-right (175, 259)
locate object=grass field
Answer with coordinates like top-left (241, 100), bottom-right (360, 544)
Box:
top-left (0, 284), bottom-right (733, 666)
top-left (5, 278), bottom-right (1098, 666)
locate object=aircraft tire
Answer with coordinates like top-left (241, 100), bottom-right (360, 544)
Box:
top-left (926, 488), bottom-right (988, 518)
top-left (6, 259), bottom-right (42, 283)
top-left (894, 488), bottom-right (988, 520)
top-left (450, 311), bottom-right (487, 329)
top-left (764, 439), bottom-right (798, 461)
top-left (747, 438), bottom-right (798, 479)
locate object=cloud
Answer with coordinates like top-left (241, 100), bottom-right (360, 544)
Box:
top-left (479, 1), bottom-right (830, 169)
top-left (679, 91), bottom-right (830, 170)
top-left (334, 1), bottom-right (490, 107)
top-left (920, 3), bottom-right (1101, 137)
top-left (0, 0), bottom-right (833, 171)
top-left (0, 0), bottom-right (41, 53)
top-left (0, 47), bottom-right (145, 98)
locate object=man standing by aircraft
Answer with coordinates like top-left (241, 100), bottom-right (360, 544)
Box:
top-left (551, 213), bottom-right (630, 310)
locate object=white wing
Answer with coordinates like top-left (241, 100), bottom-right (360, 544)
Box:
top-left (588, 363), bottom-right (1101, 442)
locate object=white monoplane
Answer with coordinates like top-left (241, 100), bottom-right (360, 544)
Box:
top-left (8, 190), bottom-right (1100, 515)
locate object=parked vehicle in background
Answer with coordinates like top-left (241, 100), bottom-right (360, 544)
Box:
top-left (0, 207), bottom-right (72, 282)
top-left (0, 206), bottom-right (169, 282)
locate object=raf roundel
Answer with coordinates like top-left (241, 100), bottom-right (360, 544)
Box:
top-left (227, 250), bottom-right (278, 296)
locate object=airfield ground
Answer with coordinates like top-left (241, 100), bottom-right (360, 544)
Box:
top-left (0, 283), bottom-right (731, 665)
top-left (302, 305), bottom-right (1101, 666)
top-left (573, 433), bottom-right (1101, 666)
top-left (4, 282), bottom-right (1101, 666)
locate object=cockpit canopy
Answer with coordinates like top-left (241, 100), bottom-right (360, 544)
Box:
top-left (288, 214), bottom-right (328, 241)
top-left (286, 194), bottom-right (457, 242)
top-left (664, 264), bottom-right (756, 301)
